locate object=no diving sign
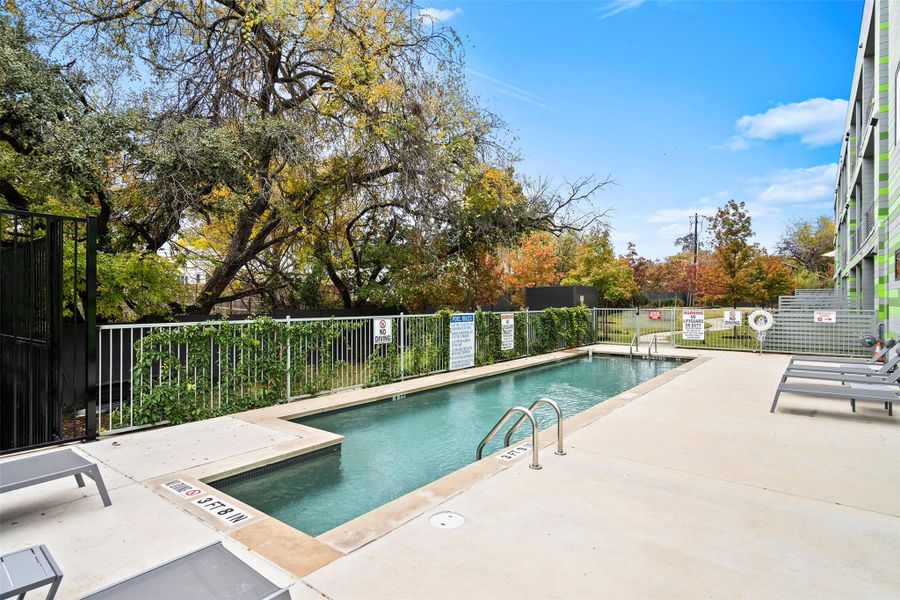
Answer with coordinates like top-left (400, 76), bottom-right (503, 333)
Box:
top-left (373, 318), bottom-right (393, 344)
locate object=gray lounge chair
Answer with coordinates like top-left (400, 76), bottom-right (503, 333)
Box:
top-left (77, 541), bottom-right (291, 600)
top-left (0, 545), bottom-right (63, 600)
top-left (786, 351), bottom-right (900, 376)
top-left (789, 339), bottom-right (896, 366)
top-left (849, 381), bottom-right (896, 415)
top-left (771, 380), bottom-right (898, 415)
top-left (0, 449), bottom-right (111, 507)
top-left (781, 366), bottom-right (900, 386)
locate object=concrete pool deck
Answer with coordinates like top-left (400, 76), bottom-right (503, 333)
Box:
top-left (1, 347), bottom-right (898, 598)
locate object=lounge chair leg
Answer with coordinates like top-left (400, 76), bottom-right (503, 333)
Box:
top-left (770, 390), bottom-right (781, 413)
top-left (74, 473), bottom-right (85, 488)
top-left (851, 398), bottom-right (856, 412)
top-left (85, 465), bottom-right (112, 507)
top-left (46, 572), bottom-right (62, 600)
top-left (890, 403), bottom-right (894, 417)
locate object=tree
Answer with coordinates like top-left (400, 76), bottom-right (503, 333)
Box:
top-left (502, 232), bottom-right (561, 307)
top-left (1, 17), bottom-right (183, 321)
top-left (563, 229), bottom-right (637, 305)
top-left (777, 216), bottom-right (834, 283)
top-left (747, 254), bottom-right (794, 305)
top-left (22, 0), bottom-right (606, 313)
top-left (708, 200), bottom-right (758, 307)
top-left (624, 242), bottom-right (652, 289)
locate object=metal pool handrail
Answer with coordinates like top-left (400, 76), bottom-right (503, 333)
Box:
top-left (503, 398), bottom-right (565, 456)
top-left (629, 333), bottom-right (639, 358)
top-left (476, 407), bottom-right (541, 470)
top-left (647, 334), bottom-right (659, 360)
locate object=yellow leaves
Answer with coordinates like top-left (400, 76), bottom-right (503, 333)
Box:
top-left (462, 165), bottom-right (524, 212)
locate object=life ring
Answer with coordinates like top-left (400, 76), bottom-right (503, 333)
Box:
top-left (748, 309), bottom-right (774, 332)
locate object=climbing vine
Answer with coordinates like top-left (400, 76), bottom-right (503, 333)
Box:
top-left (109, 307), bottom-right (596, 430)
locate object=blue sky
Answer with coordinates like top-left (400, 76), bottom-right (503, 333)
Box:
top-left (419, 0), bottom-right (863, 259)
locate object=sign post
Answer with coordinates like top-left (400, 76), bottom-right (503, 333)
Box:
top-left (449, 313), bottom-right (476, 370)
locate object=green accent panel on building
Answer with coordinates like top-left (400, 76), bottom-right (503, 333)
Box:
top-left (879, 207), bottom-right (889, 216)
top-left (880, 186), bottom-right (889, 195)
top-left (880, 173), bottom-right (889, 180)
top-left (880, 152), bottom-right (890, 160)
top-left (880, 20), bottom-right (889, 29)
top-left (880, 83), bottom-right (890, 91)
top-left (881, 56), bottom-right (890, 64)
top-left (881, 104), bottom-right (890, 113)
top-left (882, 131), bottom-right (890, 140)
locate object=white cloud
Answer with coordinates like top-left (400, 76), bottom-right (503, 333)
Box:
top-left (610, 230), bottom-right (641, 243)
top-left (715, 136), bottom-right (751, 151)
top-left (657, 223), bottom-right (684, 237)
top-left (467, 69), bottom-right (555, 111)
top-left (418, 7), bottom-right (461, 23)
top-left (648, 206), bottom-right (715, 224)
top-left (597, 0), bottom-right (646, 20)
top-left (720, 98), bottom-right (848, 150)
top-left (754, 163), bottom-right (838, 205)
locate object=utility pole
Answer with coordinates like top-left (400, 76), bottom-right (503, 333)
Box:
top-left (688, 213), bottom-right (700, 306)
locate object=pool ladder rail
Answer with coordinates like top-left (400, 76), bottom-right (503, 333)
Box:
top-left (647, 334), bottom-right (659, 360)
top-left (476, 398), bottom-right (566, 471)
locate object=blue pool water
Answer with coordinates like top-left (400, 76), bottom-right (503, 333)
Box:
top-left (215, 355), bottom-right (680, 535)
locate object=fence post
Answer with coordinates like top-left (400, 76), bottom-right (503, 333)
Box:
top-left (671, 308), bottom-right (676, 347)
top-left (635, 307), bottom-right (641, 348)
top-left (84, 216), bottom-right (98, 441)
top-left (526, 312), bottom-right (531, 356)
top-left (400, 312), bottom-right (405, 381)
top-left (286, 316), bottom-right (291, 402)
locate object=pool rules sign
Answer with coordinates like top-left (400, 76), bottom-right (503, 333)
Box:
top-left (449, 313), bottom-right (475, 370)
top-left (373, 318), bottom-right (393, 344)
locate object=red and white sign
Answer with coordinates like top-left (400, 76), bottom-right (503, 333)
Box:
top-left (648, 310), bottom-right (662, 321)
top-left (814, 310), bottom-right (837, 323)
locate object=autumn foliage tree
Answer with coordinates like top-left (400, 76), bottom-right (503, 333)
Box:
top-left (9, 0), bottom-right (606, 315)
top-left (707, 200), bottom-right (758, 307)
top-left (502, 232), bottom-right (561, 306)
top-left (563, 229), bottom-right (637, 305)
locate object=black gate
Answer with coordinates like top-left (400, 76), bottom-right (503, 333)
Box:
top-left (0, 209), bottom-right (97, 453)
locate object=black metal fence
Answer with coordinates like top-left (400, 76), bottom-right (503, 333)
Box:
top-left (0, 209), bottom-right (97, 453)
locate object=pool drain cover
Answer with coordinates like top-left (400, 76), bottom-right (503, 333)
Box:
top-left (429, 511), bottom-right (465, 529)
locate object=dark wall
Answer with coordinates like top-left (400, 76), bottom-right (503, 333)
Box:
top-left (524, 286), bottom-right (597, 310)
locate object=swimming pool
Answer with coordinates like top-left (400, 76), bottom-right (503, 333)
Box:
top-left (214, 355), bottom-right (681, 536)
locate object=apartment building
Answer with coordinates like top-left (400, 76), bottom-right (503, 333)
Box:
top-left (834, 0), bottom-right (900, 337)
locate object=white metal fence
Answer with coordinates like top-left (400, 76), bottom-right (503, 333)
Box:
top-left (591, 307), bottom-right (877, 357)
top-left (96, 309), bottom-right (592, 433)
top-left (97, 303), bottom-right (879, 434)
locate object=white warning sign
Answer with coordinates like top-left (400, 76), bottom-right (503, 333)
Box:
top-left (373, 317), bottom-right (393, 344)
